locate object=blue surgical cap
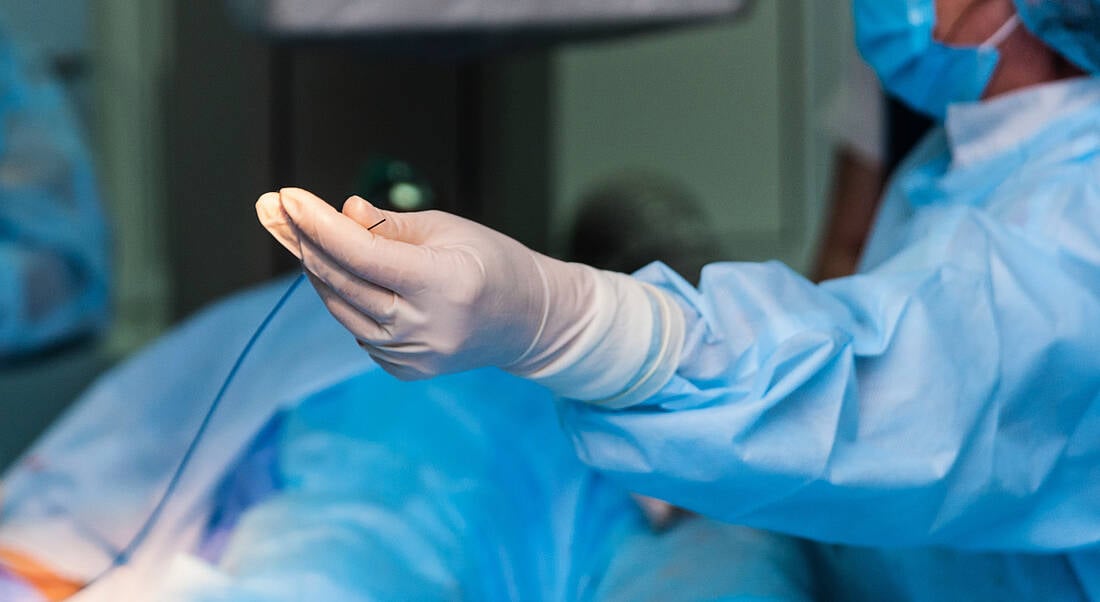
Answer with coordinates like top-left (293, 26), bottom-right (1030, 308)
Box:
top-left (1013, 0), bottom-right (1100, 73)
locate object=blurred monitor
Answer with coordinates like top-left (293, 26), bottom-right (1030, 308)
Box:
top-left (228, 0), bottom-right (749, 38)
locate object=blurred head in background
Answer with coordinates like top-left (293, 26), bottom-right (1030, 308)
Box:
top-left (568, 170), bottom-right (723, 286)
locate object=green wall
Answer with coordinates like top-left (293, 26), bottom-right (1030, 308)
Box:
top-left (551, 1), bottom-right (852, 273)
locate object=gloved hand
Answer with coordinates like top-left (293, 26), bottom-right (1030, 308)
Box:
top-left (256, 187), bottom-right (684, 407)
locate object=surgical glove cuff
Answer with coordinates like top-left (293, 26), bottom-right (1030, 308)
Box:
top-left (509, 259), bottom-right (685, 408)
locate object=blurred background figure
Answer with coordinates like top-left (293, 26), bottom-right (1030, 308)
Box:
top-left (0, 20), bottom-right (108, 360)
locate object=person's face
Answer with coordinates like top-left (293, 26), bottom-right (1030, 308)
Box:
top-left (934, 0), bottom-right (1016, 45)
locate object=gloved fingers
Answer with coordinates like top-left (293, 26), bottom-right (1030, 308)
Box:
top-left (305, 271), bottom-right (392, 342)
top-left (299, 235), bottom-right (399, 324)
top-left (362, 347), bottom-right (429, 381)
top-left (256, 191), bottom-right (302, 259)
top-left (280, 187), bottom-right (434, 294)
top-left (357, 338), bottom-right (433, 357)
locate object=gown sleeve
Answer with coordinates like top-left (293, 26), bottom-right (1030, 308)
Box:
top-left (559, 173), bottom-right (1100, 552)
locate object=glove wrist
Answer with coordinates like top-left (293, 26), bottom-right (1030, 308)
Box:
top-left (507, 255), bottom-right (685, 407)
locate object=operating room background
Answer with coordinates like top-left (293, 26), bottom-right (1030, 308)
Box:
top-left (0, 1), bottom-right (851, 469)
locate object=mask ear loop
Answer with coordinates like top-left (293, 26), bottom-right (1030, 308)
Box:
top-left (981, 14), bottom-right (1021, 49)
top-left (68, 273), bottom-right (307, 598)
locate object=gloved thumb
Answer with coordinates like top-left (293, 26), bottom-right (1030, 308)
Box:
top-left (256, 191), bottom-right (302, 259)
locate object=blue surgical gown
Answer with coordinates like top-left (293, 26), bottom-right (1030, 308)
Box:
top-left (0, 278), bottom-right (817, 601)
top-left (560, 76), bottom-right (1100, 599)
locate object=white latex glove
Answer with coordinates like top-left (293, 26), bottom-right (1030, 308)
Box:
top-left (256, 187), bottom-right (684, 407)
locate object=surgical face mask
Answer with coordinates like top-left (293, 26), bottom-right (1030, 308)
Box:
top-left (854, 0), bottom-right (1020, 120)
